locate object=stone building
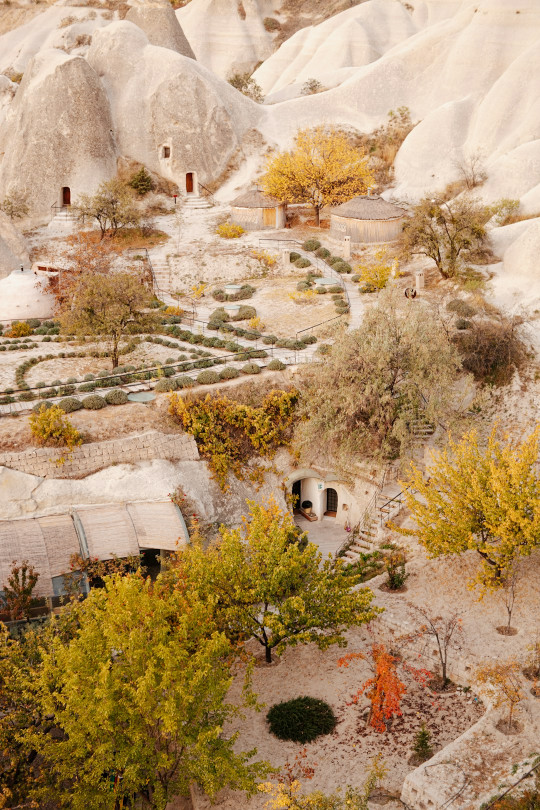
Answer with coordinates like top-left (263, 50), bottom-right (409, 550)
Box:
top-left (230, 189), bottom-right (286, 230)
top-left (330, 195), bottom-right (407, 244)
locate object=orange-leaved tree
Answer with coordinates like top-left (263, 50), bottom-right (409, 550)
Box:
top-left (339, 644), bottom-right (406, 732)
top-left (261, 126), bottom-right (373, 226)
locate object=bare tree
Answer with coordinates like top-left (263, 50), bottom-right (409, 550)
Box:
top-left (405, 605), bottom-right (463, 689)
top-left (453, 150), bottom-right (487, 190)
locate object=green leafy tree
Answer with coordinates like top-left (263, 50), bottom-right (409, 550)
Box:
top-left (25, 575), bottom-right (267, 810)
top-left (59, 270), bottom-right (157, 369)
top-left (173, 498), bottom-right (381, 664)
top-left (401, 426), bottom-right (540, 587)
top-left (227, 71), bottom-right (264, 102)
top-left (129, 167), bottom-right (155, 196)
top-left (0, 192), bottom-right (29, 220)
top-left (400, 195), bottom-right (492, 278)
top-left (413, 722), bottom-right (433, 762)
top-left (295, 285), bottom-right (467, 465)
top-left (77, 178), bottom-right (140, 239)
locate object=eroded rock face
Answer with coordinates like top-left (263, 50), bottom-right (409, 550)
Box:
top-left (87, 22), bottom-right (258, 193)
top-left (0, 49), bottom-right (116, 218)
top-left (0, 211), bottom-right (29, 280)
top-left (126, 0), bottom-right (196, 58)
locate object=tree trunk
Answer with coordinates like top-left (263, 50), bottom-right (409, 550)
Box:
top-left (314, 206), bottom-right (321, 228)
top-left (265, 645), bottom-right (272, 664)
top-left (112, 337), bottom-right (119, 371)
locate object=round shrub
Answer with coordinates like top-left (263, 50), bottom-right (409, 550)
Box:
top-left (78, 382), bottom-right (96, 393)
top-left (154, 379), bottom-right (177, 393)
top-left (219, 366), bottom-right (240, 380)
top-left (18, 391), bottom-right (35, 402)
top-left (32, 400), bottom-right (53, 413)
top-left (267, 696), bottom-right (337, 743)
top-left (351, 274), bottom-right (360, 283)
top-left (262, 335), bottom-right (278, 345)
top-left (315, 287), bottom-right (327, 294)
top-left (58, 385), bottom-right (76, 397)
top-left (328, 285), bottom-right (343, 294)
top-left (58, 397), bottom-right (83, 413)
top-left (212, 289), bottom-right (226, 302)
top-left (446, 299), bottom-right (476, 318)
top-left (267, 359), bottom-right (286, 371)
top-left (241, 363), bottom-right (261, 375)
top-left (296, 281), bottom-right (311, 291)
top-left (315, 246), bottom-right (331, 259)
top-left (333, 261), bottom-right (352, 273)
top-left (232, 305), bottom-right (257, 321)
top-left (82, 395), bottom-right (107, 410)
top-left (302, 239), bottom-right (321, 252)
top-left (294, 257), bottom-right (311, 269)
top-left (301, 335), bottom-right (317, 345)
top-left (197, 370), bottom-right (220, 385)
top-left (290, 251), bottom-right (301, 262)
top-left (104, 389), bottom-right (129, 405)
top-left (175, 375), bottom-right (195, 389)
top-left (456, 318), bottom-right (473, 330)
top-left (327, 256), bottom-right (342, 266)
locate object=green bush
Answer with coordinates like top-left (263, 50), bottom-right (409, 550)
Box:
top-left (328, 285), bottom-right (343, 293)
top-left (455, 318), bottom-right (473, 330)
top-left (32, 400), bottom-right (53, 412)
top-left (267, 696), bottom-right (337, 743)
top-left (155, 379), bottom-right (177, 393)
top-left (78, 382), bottom-right (96, 393)
top-left (302, 239), bottom-right (321, 252)
top-left (81, 395), bottom-right (107, 410)
top-left (262, 335), bottom-right (278, 345)
top-left (446, 299), bottom-right (476, 318)
top-left (301, 335), bottom-right (317, 344)
top-left (267, 359), bottom-right (286, 371)
top-left (128, 166), bottom-right (155, 196)
top-left (315, 246), bottom-right (331, 259)
top-left (212, 289), bottom-right (227, 302)
top-left (294, 257), bottom-right (311, 269)
top-left (197, 370), bottom-right (220, 385)
top-left (175, 375), bottom-right (195, 389)
top-left (59, 397), bottom-right (83, 413)
top-left (333, 261), bottom-right (352, 273)
top-left (210, 307), bottom-right (230, 323)
top-left (351, 274), bottom-right (360, 283)
top-left (232, 305), bottom-right (256, 321)
top-left (315, 287), bottom-right (327, 294)
top-left (290, 252), bottom-right (301, 262)
top-left (219, 366), bottom-right (240, 380)
top-left (18, 391), bottom-right (35, 401)
top-left (241, 363), bottom-right (261, 375)
top-left (104, 389), bottom-right (129, 405)
top-left (327, 256), bottom-right (342, 266)
top-left (296, 281), bottom-right (311, 291)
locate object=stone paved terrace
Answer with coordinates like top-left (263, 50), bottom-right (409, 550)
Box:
top-left (294, 514), bottom-right (350, 558)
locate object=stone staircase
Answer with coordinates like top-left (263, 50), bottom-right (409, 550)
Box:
top-left (341, 485), bottom-right (405, 563)
top-left (48, 206), bottom-right (78, 231)
top-left (150, 257), bottom-right (172, 291)
top-left (184, 194), bottom-right (213, 210)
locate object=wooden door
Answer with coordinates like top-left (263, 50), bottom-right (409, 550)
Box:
top-left (186, 173), bottom-right (194, 193)
top-left (263, 207), bottom-right (276, 227)
top-left (325, 488), bottom-right (338, 516)
top-left (292, 480), bottom-right (301, 513)
top-left (62, 187), bottom-right (71, 206)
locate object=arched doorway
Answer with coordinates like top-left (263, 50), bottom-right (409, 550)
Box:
top-left (325, 488), bottom-right (338, 517)
top-left (291, 480), bottom-right (301, 513)
top-left (62, 187), bottom-right (71, 206)
top-left (186, 172), bottom-right (194, 194)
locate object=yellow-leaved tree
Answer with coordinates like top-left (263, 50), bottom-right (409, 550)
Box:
top-left (261, 126), bottom-right (373, 226)
top-left (356, 247), bottom-right (400, 291)
top-left (400, 426), bottom-right (540, 589)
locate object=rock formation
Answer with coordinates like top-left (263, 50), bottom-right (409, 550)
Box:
top-left (0, 49), bottom-right (116, 219)
top-left (0, 210), bottom-right (29, 281)
top-left (126, 0), bottom-right (196, 58)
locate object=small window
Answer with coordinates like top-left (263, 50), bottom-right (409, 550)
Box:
top-left (162, 146), bottom-right (171, 159)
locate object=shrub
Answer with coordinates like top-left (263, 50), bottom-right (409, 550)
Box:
top-left (212, 289), bottom-right (227, 302)
top-left (81, 395), bottom-right (107, 410)
top-left (267, 359), bottom-right (286, 371)
top-left (197, 370), bottom-right (220, 385)
top-left (26, 319), bottom-right (41, 329)
top-left (296, 281), bottom-right (311, 291)
top-left (446, 299), bottom-right (476, 318)
top-left (454, 317), bottom-right (526, 386)
top-left (155, 379), bottom-right (177, 393)
top-left (128, 167), bottom-right (155, 196)
top-left (290, 252), bottom-right (301, 262)
top-left (18, 391), bottom-right (35, 402)
top-left (333, 261), bottom-right (352, 274)
top-left (219, 366), bottom-right (240, 380)
top-left (210, 308), bottom-right (230, 323)
top-left (262, 335), bottom-right (278, 345)
top-left (241, 363), bottom-right (261, 375)
top-left (59, 397), bottom-right (83, 413)
top-left (267, 696), bottom-right (337, 743)
top-left (216, 222), bottom-right (244, 239)
top-left (456, 318), bottom-right (472, 330)
top-left (32, 400), bottom-right (53, 412)
top-left (232, 305), bottom-right (257, 321)
top-left (295, 257), bottom-right (311, 269)
top-left (104, 389), bottom-right (128, 405)
top-left (263, 16), bottom-right (280, 31)
top-left (385, 551), bottom-right (408, 590)
top-left (302, 335), bottom-right (317, 345)
top-left (78, 382), bottom-right (96, 392)
top-left (315, 246), bottom-right (331, 259)
top-left (315, 287), bottom-right (327, 294)
top-left (175, 375), bottom-right (195, 389)
top-left (328, 285), bottom-right (343, 293)
top-left (58, 385), bottom-right (76, 397)
top-left (7, 321), bottom-right (33, 338)
top-left (302, 239), bottom-right (321, 252)
top-left (29, 404), bottom-right (82, 451)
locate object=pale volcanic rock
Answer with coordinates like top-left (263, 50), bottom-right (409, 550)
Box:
top-left (177, 0), bottom-right (277, 79)
top-left (0, 49), bottom-right (116, 218)
top-left (126, 0), bottom-right (196, 58)
top-left (0, 211), bottom-right (29, 281)
top-left (87, 22), bottom-right (259, 193)
top-left (254, 0), bottom-right (417, 102)
top-left (0, 268), bottom-right (55, 319)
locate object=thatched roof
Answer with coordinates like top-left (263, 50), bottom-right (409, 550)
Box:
top-left (331, 195), bottom-right (406, 221)
top-left (231, 189), bottom-right (283, 209)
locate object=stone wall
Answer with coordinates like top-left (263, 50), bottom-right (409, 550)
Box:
top-left (0, 430), bottom-right (199, 479)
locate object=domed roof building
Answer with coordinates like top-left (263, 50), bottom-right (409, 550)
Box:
top-left (330, 195), bottom-right (407, 244)
top-left (230, 189), bottom-right (286, 230)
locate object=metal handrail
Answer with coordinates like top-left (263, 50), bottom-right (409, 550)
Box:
top-left (198, 183), bottom-right (215, 206)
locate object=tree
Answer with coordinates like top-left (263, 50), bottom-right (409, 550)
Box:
top-left (400, 194), bottom-right (492, 278)
top-left (356, 247), bottom-right (399, 291)
top-left (476, 660), bottom-right (523, 734)
top-left (2, 560), bottom-right (39, 620)
top-left (0, 192), bottom-right (29, 220)
top-left (261, 126), bottom-right (373, 226)
top-left (413, 722), bottom-right (433, 762)
top-left (59, 270), bottom-right (156, 369)
top-left (77, 178), bottom-right (140, 239)
top-left (339, 645), bottom-right (406, 732)
top-left (404, 606), bottom-right (463, 689)
top-left (172, 498), bottom-right (381, 664)
top-left (295, 285), bottom-right (467, 466)
top-left (227, 71), bottom-right (264, 102)
top-left (25, 575), bottom-right (268, 810)
top-left (401, 426), bottom-right (540, 587)
top-left (128, 167), bottom-right (155, 196)
top-left (29, 403), bottom-right (82, 463)
top-left (300, 78), bottom-right (324, 96)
